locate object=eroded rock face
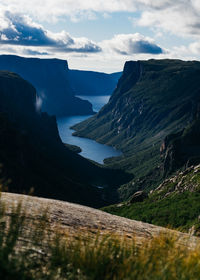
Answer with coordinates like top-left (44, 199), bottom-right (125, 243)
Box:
top-left (161, 118), bottom-right (200, 177)
top-left (152, 164), bottom-right (200, 199)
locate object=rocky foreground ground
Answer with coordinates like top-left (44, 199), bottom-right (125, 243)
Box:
top-left (1, 192), bottom-right (199, 249)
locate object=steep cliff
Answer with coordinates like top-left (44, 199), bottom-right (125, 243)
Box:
top-left (161, 118), bottom-right (200, 177)
top-left (73, 59), bottom-right (200, 197)
top-left (68, 70), bottom-right (121, 96)
top-left (0, 55), bottom-right (94, 116)
top-left (0, 71), bottom-right (131, 207)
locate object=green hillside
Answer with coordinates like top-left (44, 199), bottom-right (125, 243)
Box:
top-left (73, 59), bottom-right (200, 198)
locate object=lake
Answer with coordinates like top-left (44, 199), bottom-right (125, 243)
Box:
top-left (57, 95), bottom-right (122, 164)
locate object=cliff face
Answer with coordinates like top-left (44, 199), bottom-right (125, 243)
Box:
top-left (73, 59), bottom-right (200, 198)
top-left (161, 118), bottom-right (200, 177)
top-left (0, 71), bottom-right (131, 207)
top-left (74, 59), bottom-right (200, 148)
top-left (0, 55), bottom-right (94, 116)
top-left (68, 70), bottom-right (121, 96)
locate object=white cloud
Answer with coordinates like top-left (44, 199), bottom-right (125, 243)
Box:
top-left (137, 1), bottom-right (200, 38)
top-left (101, 33), bottom-right (164, 55)
top-left (0, 11), bottom-right (165, 57)
top-left (0, 1), bottom-right (137, 22)
top-left (189, 41), bottom-right (200, 55)
top-left (0, 11), bottom-right (102, 53)
top-left (1, 1), bottom-right (200, 38)
top-left (172, 41), bottom-right (200, 58)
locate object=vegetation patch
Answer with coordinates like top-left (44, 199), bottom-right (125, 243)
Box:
top-left (103, 191), bottom-right (200, 231)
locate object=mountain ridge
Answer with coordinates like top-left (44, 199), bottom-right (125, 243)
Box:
top-left (73, 59), bottom-right (200, 198)
top-left (68, 69), bottom-right (121, 96)
top-left (0, 55), bottom-right (94, 116)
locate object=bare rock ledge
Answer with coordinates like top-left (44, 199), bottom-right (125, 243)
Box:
top-left (1, 192), bottom-right (199, 249)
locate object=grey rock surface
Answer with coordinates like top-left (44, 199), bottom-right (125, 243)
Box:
top-left (1, 192), bottom-right (199, 249)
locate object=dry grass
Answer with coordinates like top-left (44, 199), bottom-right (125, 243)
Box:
top-left (1, 191), bottom-right (200, 279)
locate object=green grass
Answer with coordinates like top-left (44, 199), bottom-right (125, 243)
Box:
top-left (103, 191), bottom-right (200, 231)
top-left (104, 166), bottom-right (200, 232)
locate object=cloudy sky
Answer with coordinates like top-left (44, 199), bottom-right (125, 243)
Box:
top-left (0, 1), bottom-right (200, 72)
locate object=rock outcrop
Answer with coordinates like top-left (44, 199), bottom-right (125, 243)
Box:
top-left (153, 164), bottom-right (200, 198)
top-left (129, 191), bottom-right (148, 203)
top-left (161, 117), bottom-right (200, 177)
top-left (2, 192), bottom-right (199, 249)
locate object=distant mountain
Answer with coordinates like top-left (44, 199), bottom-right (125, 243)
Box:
top-left (0, 71), bottom-right (132, 207)
top-left (0, 55), bottom-right (94, 116)
top-left (68, 70), bottom-right (122, 96)
top-left (73, 59), bottom-right (200, 199)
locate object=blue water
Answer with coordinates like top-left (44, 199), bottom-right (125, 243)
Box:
top-left (57, 95), bottom-right (122, 164)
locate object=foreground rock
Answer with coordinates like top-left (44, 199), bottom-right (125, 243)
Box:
top-left (2, 192), bottom-right (199, 249)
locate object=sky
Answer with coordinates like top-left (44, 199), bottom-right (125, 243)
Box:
top-left (0, 1), bottom-right (200, 72)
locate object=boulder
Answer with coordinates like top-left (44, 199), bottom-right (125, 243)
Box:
top-left (129, 191), bottom-right (147, 204)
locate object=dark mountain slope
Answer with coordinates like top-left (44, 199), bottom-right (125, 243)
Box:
top-left (103, 102), bottom-right (200, 232)
top-left (0, 55), bottom-right (93, 116)
top-left (0, 71), bottom-right (131, 207)
top-left (73, 59), bottom-right (200, 198)
top-left (160, 118), bottom-right (200, 177)
top-left (68, 69), bottom-right (121, 96)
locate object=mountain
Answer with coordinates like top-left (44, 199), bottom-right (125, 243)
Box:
top-left (0, 71), bottom-right (131, 207)
top-left (73, 59), bottom-right (200, 199)
top-left (0, 55), bottom-right (94, 116)
top-left (68, 69), bottom-right (122, 96)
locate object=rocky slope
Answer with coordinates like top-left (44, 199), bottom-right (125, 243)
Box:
top-left (152, 164), bottom-right (200, 199)
top-left (2, 192), bottom-right (199, 249)
top-left (0, 71), bottom-right (131, 207)
top-left (73, 59), bottom-right (200, 198)
top-left (68, 70), bottom-right (121, 96)
top-left (0, 55), bottom-right (94, 116)
top-left (104, 163), bottom-right (200, 232)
